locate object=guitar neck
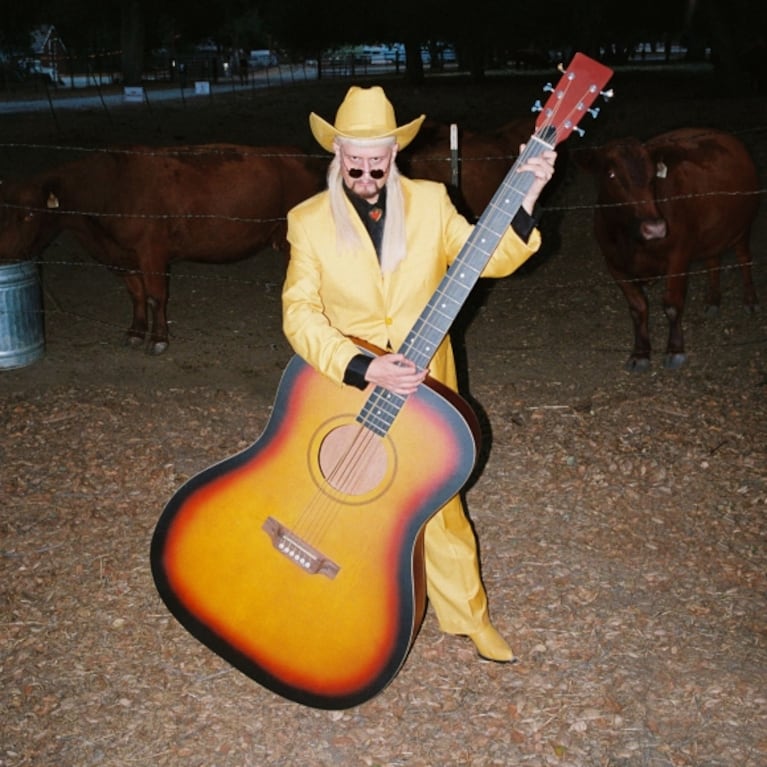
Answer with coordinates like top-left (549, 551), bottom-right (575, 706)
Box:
top-left (400, 132), bottom-right (553, 370)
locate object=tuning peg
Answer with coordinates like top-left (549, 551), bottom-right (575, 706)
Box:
top-left (531, 99), bottom-right (543, 113)
top-left (588, 106), bottom-right (600, 118)
top-left (543, 83), bottom-right (554, 93)
top-left (601, 88), bottom-right (614, 101)
top-left (562, 119), bottom-right (586, 137)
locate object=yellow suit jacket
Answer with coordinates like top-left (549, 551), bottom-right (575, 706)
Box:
top-left (282, 176), bottom-right (541, 390)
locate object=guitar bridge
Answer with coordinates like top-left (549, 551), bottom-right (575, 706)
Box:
top-left (262, 516), bottom-right (340, 579)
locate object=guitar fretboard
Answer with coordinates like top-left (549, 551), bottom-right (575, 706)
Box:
top-left (358, 132), bottom-right (554, 437)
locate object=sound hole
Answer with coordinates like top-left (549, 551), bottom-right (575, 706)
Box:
top-left (319, 423), bottom-right (388, 496)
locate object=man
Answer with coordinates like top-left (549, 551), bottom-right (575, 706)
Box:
top-left (282, 86), bottom-right (556, 662)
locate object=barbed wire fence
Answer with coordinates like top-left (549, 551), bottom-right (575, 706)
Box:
top-left (0, 124), bottom-right (766, 357)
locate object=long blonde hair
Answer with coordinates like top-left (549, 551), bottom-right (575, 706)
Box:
top-left (327, 137), bottom-right (408, 273)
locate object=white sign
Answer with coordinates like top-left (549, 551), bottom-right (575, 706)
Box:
top-left (123, 86), bottom-right (145, 103)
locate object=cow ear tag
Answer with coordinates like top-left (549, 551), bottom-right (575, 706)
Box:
top-left (47, 193), bottom-right (60, 209)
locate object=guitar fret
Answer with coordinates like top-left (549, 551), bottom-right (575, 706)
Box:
top-left (358, 387), bottom-right (406, 436)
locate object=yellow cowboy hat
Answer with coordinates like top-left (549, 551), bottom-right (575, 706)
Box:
top-left (309, 86), bottom-right (425, 152)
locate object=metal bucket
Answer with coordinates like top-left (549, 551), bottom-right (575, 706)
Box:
top-left (0, 261), bottom-right (45, 370)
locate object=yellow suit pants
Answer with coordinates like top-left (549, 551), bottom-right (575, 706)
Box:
top-left (423, 495), bottom-right (491, 635)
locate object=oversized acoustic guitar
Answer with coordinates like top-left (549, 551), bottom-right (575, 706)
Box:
top-left (151, 53), bottom-right (613, 709)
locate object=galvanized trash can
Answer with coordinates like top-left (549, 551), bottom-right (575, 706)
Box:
top-left (0, 261), bottom-right (45, 369)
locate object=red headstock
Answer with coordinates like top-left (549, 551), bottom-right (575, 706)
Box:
top-left (533, 52), bottom-right (614, 146)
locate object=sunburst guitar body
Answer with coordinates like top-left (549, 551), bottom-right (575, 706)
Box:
top-left (151, 351), bottom-right (479, 709)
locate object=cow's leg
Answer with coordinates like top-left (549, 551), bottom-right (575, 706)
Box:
top-left (662, 268), bottom-right (688, 369)
top-left (615, 275), bottom-right (652, 372)
top-left (140, 262), bottom-right (171, 355)
top-left (733, 234), bottom-right (758, 313)
top-left (703, 256), bottom-right (722, 318)
top-left (121, 271), bottom-right (149, 348)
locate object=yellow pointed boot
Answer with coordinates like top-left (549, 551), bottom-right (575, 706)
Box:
top-left (468, 624), bottom-right (516, 663)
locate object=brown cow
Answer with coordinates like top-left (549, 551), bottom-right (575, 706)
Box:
top-left (0, 144), bottom-right (325, 353)
top-left (577, 128), bottom-right (759, 371)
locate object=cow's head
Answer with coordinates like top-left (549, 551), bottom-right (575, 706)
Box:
top-left (0, 176), bottom-right (63, 262)
top-left (576, 138), bottom-right (667, 242)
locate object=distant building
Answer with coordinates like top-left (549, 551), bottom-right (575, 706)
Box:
top-left (29, 24), bottom-right (67, 79)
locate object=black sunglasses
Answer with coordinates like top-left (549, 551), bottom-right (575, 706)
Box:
top-left (347, 168), bottom-right (385, 179)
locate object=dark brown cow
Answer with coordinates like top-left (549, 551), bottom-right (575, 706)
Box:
top-left (577, 128), bottom-right (759, 371)
top-left (0, 144), bottom-right (325, 353)
top-left (399, 117), bottom-right (538, 219)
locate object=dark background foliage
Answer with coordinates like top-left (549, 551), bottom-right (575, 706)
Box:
top-left (2, 0), bottom-right (766, 86)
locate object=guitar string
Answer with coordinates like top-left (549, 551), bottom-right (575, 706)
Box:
top-left (290, 419), bottom-right (384, 548)
top-left (319, 423), bottom-right (383, 499)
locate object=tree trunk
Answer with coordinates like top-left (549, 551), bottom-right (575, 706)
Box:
top-left (121, 1), bottom-right (145, 86)
top-left (404, 38), bottom-right (424, 84)
top-left (467, 40), bottom-right (485, 82)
